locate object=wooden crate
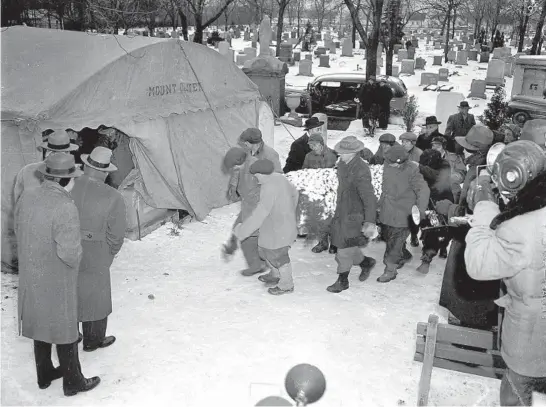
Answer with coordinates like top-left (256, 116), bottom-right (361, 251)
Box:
top-left (414, 316), bottom-right (507, 381)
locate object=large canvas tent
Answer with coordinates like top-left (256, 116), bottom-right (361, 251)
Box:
top-left (2, 26), bottom-right (271, 272)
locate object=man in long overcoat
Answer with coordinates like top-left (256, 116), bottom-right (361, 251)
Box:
top-left (283, 117), bottom-right (324, 173)
top-left (377, 145), bottom-right (430, 283)
top-left (71, 147), bottom-right (126, 352)
top-left (13, 130), bottom-right (79, 206)
top-left (327, 136), bottom-right (378, 293)
top-left (15, 154), bottom-right (100, 396)
top-left (444, 101), bottom-right (476, 155)
top-left (416, 116), bottom-right (443, 152)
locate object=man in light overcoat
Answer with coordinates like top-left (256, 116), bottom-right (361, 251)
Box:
top-left (71, 147), bottom-right (126, 352)
top-left (15, 154), bottom-right (100, 396)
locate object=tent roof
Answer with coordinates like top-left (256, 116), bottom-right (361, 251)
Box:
top-left (1, 26), bottom-right (260, 127)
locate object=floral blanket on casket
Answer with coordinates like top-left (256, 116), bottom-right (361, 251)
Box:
top-left (285, 167), bottom-right (383, 239)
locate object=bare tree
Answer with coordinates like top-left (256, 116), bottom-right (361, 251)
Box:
top-left (312, 0), bottom-right (336, 32)
top-left (531, 0), bottom-right (546, 54)
top-left (275, 0), bottom-right (292, 56)
top-left (184, 0), bottom-right (236, 42)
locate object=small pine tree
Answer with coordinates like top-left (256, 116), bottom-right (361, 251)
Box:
top-left (403, 95), bottom-right (419, 132)
top-left (479, 86), bottom-right (509, 131)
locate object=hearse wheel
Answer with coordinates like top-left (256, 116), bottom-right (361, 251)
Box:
top-left (512, 111), bottom-right (530, 126)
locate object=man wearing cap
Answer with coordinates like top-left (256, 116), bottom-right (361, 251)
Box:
top-left (224, 147), bottom-right (268, 276)
top-left (521, 119), bottom-right (546, 150)
top-left (15, 154), bottom-right (100, 396)
top-left (13, 130), bottom-right (79, 206)
top-left (358, 76), bottom-right (379, 131)
top-left (301, 133), bottom-right (338, 253)
top-left (233, 159), bottom-right (299, 295)
top-left (445, 101), bottom-right (476, 155)
top-left (377, 145), bottom-right (430, 283)
top-left (417, 116), bottom-right (443, 151)
top-left (399, 132), bottom-right (423, 163)
top-left (228, 128), bottom-right (282, 201)
top-left (431, 136), bottom-right (466, 203)
top-left (71, 147), bottom-right (127, 352)
top-left (327, 136), bottom-right (378, 293)
top-left (283, 117), bottom-right (324, 173)
top-left (369, 133), bottom-right (399, 165)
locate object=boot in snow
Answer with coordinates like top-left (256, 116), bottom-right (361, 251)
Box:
top-left (258, 272), bottom-right (280, 285)
top-left (377, 269), bottom-right (397, 283)
top-left (241, 266), bottom-right (268, 277)
top-left (328, 245), bottom-right (338, 254)
top-left (398, 246), bottom-right (413, 268)
top-left (359, 256), bottom-right (376, 281)
top-left (311, 240), bottom-right (329, 254)
top-left (327, 272), bottom-right (349, 293)
top-left (268, 286), bottom-right (294, 295)
top-left (439, 247), bottom-right (448, 259)
top-left (416, 262), bottom-right (430, 274)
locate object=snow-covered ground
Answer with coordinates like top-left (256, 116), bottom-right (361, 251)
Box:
top-left (1, 36), bottom-right (511, 406)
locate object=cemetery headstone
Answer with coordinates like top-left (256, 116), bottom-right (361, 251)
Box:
top-left (291, 31), bottom-right (297, 39)
top-left (244, 47), bottom-right (257, 58)
top-left (447, 50), bottom-right (456, 63)
top-left (412, 39), bottom-right (419, 48)
top-left (492, 48), bottom-right (504, 60)
top-left (485, 59), bottom-right (505, 86)
top-left (468, 79), bottom-right (486, 99)
top-left (392, 65), bottom-right (400, 77)
top-left (438, 68), bottom-right (449, 81)
top-left (319, 55), bottom-right (330, 68)
top-left (244, 31), bottom-right (251, 41)
top-left (218, 41), bottom-right (230, 57)
top-left (329, 42), bottom-right (336, 54)
top-left (434, 43), bottom-right (442, 50)
top-left (236, 53), bottom-right (248, 65)
top-left (468, 50), bottom-right (478, 61)
top-left (400, 59), bottom-right (415, 75)
top-left (433, 55), bottom-right (443, 66)
top-left (457, 44), bottom-right (464, 51)
top-left (342, 38), bottom-right (353, 57)
top-left (299, 59), bottom-right (313, 76)
top-left (415, 57), bottom-right (426, 70)
top-left (420, 72), bottom-right (439, 86)
top-left (394, 44), bottom-right (403, 55)
top-left (407, 47), bottom-right (415, 59)
top-left (283, 32), bottom-right (289, 41)
top-left (456, 50), bottom-right (468, 65)
top-left (279, 42), bottom-right (293, 63)
top-left (480, 51), bottom-right (490, 63)
top-left (314, 46), bottom-right (327, 56)
top-left (293, 51), bottom-right (301, 62)
top-left (436, 92), bottom-right (465, 133)
top-left (398, 49), bottom-right (408, 61)
top-left (305, 54), bottom-right (312, 61)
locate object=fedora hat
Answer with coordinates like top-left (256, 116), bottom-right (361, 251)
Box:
top-left (334, 136), bottom-right (365, 154)
top-left (81, 147), bottom-right (118, 172)
top-left (456, 125), bottom-right (494, 151)
top-left (38, 153), bottom-right (83, 178)
top-left (304, 117), bottom-right (324, 131)
top-left (425, 116), bottom-right (441, 125)
top-left (458, 101), bottom-right (471, 109)
top-left (40, 130), bottom-right (79, 152)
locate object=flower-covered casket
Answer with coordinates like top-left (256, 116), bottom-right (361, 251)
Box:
top-left (285, 166), bottom-right (384, 238)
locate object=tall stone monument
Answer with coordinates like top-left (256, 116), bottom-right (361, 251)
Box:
top-left (242, 16), bottom-right (289, 117)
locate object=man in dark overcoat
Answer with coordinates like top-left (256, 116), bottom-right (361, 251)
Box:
top-left (15, 154), bottom-right (100, 396)
top-left (444, 101), bottom-right (476, 155)
top-left (283, 117), bottom-right (324, 173)
top-left (416, 116), bottom-right (443, 152)
top-left (377, 145), bottom-right (430, 283)
top-left (376, 79), bottom-right (393, 129)
top-left (327, 136), bottom-right (378, 293)
top-left (358, 76), bottom-right (378, 131)
top-left (71, 147), bottom-right (126, 352)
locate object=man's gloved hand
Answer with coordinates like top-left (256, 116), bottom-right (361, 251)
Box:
top-left (227, 185), bottom-right (238, 201)
top-left (435, 200), bottom-right (453, 216)
top-left (362, 222), bottom-right (377, 238)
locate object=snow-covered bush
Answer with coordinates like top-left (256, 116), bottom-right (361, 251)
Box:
top-left (402, 95), bottom-right (419, 132)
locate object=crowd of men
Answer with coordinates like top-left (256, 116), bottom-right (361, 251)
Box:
top-left (10, 102), bottom-right (546, 404)
top-left (223, 110), bottom-right (545, 404)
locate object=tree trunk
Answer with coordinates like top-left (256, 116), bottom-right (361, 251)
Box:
top-left (444, 7), bottom-right (451, 63)
top-left (531, 0), bottom-right (546, 54)
top-left (344, 0), bottom-right (368, 48)
top-left (276, 1), bottom-right (288, 57)
top-left (518, 13), bottom-right (530, 52)
top-left (451, 8), bottom-right (456, 39)
top-left (440, 12), bottom-right (448, 36)
top-left (177, 7), bottom-right (189, 40)
top-left (194, 17), bottom-right (203, 43)
top-left (352, 21), bottom-right (356, 47)
top-left (365, 0), bottom-right (384, 78)
top-left (385, 0), bottom-right (401, 76)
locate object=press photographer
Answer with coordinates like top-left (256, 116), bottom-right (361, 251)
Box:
top-left (464, 140), bottom-right (546, 406)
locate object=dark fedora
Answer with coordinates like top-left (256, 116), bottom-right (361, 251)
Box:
top-left (38, 153), bottom-right (83, 178)
top-left (425, 116), bottom-right (441, 125)
top-left (304, 117), bottom-right (324, 131)
top-left (458, 101), bottom-right (471, 109)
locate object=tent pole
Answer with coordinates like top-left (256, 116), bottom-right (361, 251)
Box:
top-left (136, 208), bottom-right (142, 240)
